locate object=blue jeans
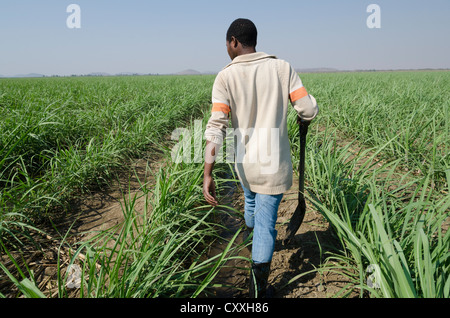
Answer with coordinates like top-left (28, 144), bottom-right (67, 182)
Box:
top-left (241, 183), bottom-right (283, 264)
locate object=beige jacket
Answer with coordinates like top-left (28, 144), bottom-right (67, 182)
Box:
top-left (205, 52), bottom-right (318, 195)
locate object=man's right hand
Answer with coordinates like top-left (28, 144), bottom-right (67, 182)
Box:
top-left (203, 175), bottom-right (218, 207)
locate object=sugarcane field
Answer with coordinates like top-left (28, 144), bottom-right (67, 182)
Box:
top-left (0, 1), bottom-right (449, 304)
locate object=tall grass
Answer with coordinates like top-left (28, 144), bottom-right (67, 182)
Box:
top-left (302, 71), bottom-right (450, 187)
top-left (1, 75), bottom-right (243, 297)
top-left (305, 132), bottom-right (449, 297)
top-left (1, 71), bottom-right (448, 298)
top-left (1, 102), bottom-right (245, 298)
top-left (0, 75), bottom-right (214, 240)
top-left (286, 71), bottom-right (450, 298)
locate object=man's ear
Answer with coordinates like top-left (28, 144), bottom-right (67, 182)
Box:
top-left (230, 36), bottom-right (239, 48)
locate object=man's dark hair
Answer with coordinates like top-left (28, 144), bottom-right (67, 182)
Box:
top-left (226, 18), bottom-right (258, 48)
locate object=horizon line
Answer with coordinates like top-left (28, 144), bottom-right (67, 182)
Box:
top-left (1, 67), bottom-right (450, 78)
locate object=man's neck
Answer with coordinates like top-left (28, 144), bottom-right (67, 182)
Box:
top-left (237, 47), bottom-right (256, 57)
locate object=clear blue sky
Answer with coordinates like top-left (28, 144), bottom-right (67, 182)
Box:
top-left (0, 0), bottom-right (449, 76)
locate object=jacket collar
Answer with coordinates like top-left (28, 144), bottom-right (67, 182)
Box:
top-left (224, 52), bottom-right (277, 69)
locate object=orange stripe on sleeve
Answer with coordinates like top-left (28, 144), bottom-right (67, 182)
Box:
top-left (212, 103), bottom-right (231, 115)
top-left (290, 87), bottom-right (308, 103)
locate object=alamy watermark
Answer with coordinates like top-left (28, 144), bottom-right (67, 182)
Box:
top-left (64, 4), bottom-right (380, 30)
top-left (366, 4), bottom-right (381, 29)
top-left (366, 264), bottom-right (382, 289)
top-left (66, 4), bottom-right (81, 29)
top-left (171, 120), bottom-right (281, 175)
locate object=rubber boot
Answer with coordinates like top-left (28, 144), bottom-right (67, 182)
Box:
top-left (249, 262), bottom-right (272, 298)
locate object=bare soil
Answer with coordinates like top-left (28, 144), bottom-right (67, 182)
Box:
top-left (68, 156), bottom-right (358, 298)
top-left (207, 175), bottom-right (359, 298)
top-left (1, 152), bottom-right (357, 298)
top-left (0, 156), bottom-right (161, 298)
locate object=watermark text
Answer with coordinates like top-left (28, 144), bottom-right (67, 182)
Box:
top-left (66, 4), bottom-right (81, 29)
top-left (366, 4), bottom-right (381, 29)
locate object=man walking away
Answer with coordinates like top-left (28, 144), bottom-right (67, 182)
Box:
top-left (203, 18), bottom-right (318, 298)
